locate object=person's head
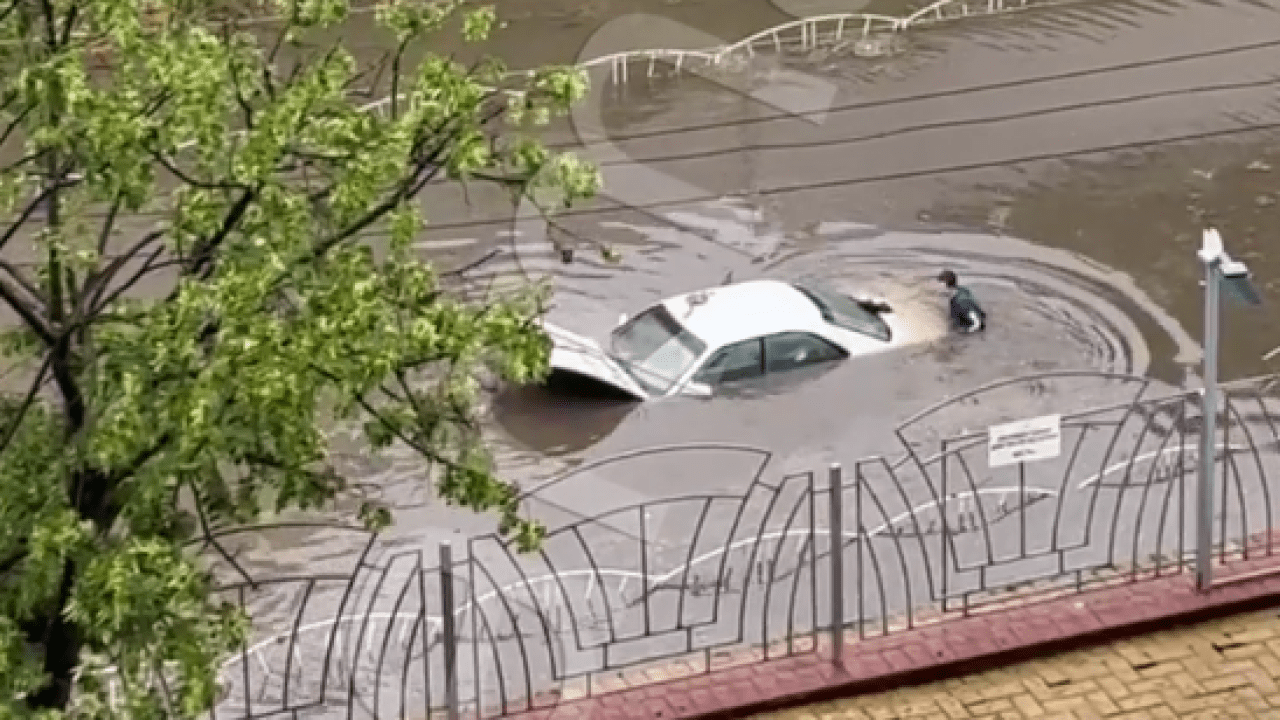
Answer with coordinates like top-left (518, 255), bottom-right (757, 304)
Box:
top-left (937, 269), bottom-right (958, 289)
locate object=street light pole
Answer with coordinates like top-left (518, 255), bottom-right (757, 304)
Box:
top-left (1194, 228), bottom-right (1262, 591)
top-left (1196, 244), bottom-right (1221, 591)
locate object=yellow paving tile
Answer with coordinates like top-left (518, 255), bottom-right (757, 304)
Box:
top-left (751, 608), bottom-right (1280, 720)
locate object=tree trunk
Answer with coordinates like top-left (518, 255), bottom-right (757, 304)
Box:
top-left (27, 560), bottom-right (81, 711)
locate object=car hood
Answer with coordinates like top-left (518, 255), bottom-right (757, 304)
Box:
top-left (539, 320), bottom-right (649, 400)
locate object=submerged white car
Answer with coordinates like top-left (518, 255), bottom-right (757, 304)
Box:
top-left (540, 278), bottom-right (910, 401)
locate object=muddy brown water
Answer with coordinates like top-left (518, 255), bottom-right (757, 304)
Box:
top-left (14, 0), bottom-right (1280, 538)
top-left (232, 0), bottom-right (1280, 554)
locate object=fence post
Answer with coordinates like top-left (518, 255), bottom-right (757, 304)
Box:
top-left (1197, 254), bottom-right (1222, 591)
top-left (828, 463), bottom-right (845, 666)
top-left (440, 543), bottom-right (461, 720)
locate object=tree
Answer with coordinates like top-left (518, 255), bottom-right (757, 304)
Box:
top-left (0, 0), bottom-right (599, 714)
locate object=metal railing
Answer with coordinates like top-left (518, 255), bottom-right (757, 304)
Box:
top-left (200, 371), bottom-right (1280, 719)
top-left (358, 0), bottom-right (1084, 117)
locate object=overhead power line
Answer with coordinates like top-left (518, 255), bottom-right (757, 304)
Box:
top-left (557, 34), bottom-right (1280, 150)
top-left (417, 119), bottom-right (1280, 235)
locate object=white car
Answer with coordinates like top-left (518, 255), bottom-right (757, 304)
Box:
top-left (540, 278), bottom-right (911, 401)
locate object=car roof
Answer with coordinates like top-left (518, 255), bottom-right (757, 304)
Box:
top-left (660, 279), bottom-right (826, 348)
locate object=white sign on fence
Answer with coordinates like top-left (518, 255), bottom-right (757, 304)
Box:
top-left (988, 414), bottom-right (1062, 468)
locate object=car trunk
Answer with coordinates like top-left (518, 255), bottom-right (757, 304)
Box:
top-left (540, 321), bottom-right (649, 401)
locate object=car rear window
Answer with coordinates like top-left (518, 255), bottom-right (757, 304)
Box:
top-left (792, 280), bottom-right (891, 342)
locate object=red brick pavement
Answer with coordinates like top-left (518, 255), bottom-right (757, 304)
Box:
top-left (495, 554), bottom-right (1280, 720)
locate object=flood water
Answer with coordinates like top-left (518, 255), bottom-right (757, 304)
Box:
top-left (189, 0), bottom-right (1280, 555)
top-left (392, 0), bottom-right (1280, 503)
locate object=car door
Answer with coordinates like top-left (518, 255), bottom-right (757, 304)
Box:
top-left (763, 332), bottom-right (847, 375)
top-left (687, 338), bottom-right (765, 393)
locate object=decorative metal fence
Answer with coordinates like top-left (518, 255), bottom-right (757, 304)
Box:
top-left (357, 0), bottom-right (1084, 119)
top-left (205, 371), bottom-right (1280, 719)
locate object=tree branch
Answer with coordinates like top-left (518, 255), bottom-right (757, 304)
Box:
top-left (95, 194), bottom-right (124, 257)
top-left (0, 272), bottom-right (55, 345)
top-left (0, 259), bottom-right (46, 309)
top-left (80, 230), bottom-right (165, 320)
top-left (0, 544), bottom-right (25, 578)
top-left (305, 105), bottom-right (502, 261)
top-left (0, 169), bottom-right (76, 257)
top-left (0, 0), bottom-right (22, 27)
top-left (388, 37), bottom-right (410, 121)
top-left (56, 0), bottom-right (77, 47)
top-left (87, 246), bottom-right (179, 319)
top-left (152, 149), bottom-right (245, 191)
top-left (37, 0), bottom-right (56, 48)
top-left (187, 476), bottom-right (257, 589)
top-left (0, 103), bottom-right (35, 153)
top-left (186, 188), bottom-right (257, 281)
top-left (0, 350), bottom-right (52, 453)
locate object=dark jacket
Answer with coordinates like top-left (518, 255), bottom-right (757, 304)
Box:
top-left (949, 286), bottom-right (986, 331)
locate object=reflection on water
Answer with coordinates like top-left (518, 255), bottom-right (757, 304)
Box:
top-left (490, 377), bottom-right (638, 456)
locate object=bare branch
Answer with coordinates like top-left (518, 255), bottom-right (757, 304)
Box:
top-left (152, 150), bottom-right (245, 191)
top-left (0, 351), bottom-right (53, 453)
top-left (0, 104), bottom-right (35, 153)
top-left (80, 230), bottom-right (165, 320)
top-left (263, 14), bottom-right (298, 100)
top-left (57, 1), bottom-right (77, 46)
top-left (95, 194), bottom-right (124, 257)
top-left (229, 56), bottom-right (256, 134)
top-left (354, 48), bottom-right (394, 100)
top-left (0, 170), bottom-right (78, 256)
top-left (388, 36), bottom-right (410, 120)
top-left (0, 0), bottom-right (22, 27)
top-left (0, 259), bottom-right (46, 309)
top-left (0, 272), bottom-right (54, 345)
top-left (37, 0), bottom-right (56, 47)
top-left (87, 245), bottom-right (176, 318)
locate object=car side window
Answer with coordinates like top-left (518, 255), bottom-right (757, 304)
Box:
top-left (764, 332), bottom-right (846, 374)
top-left (693, 339), bottom-right (764, 385)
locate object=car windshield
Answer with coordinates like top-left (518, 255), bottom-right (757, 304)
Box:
top-left (792, 279), bottom-right (891, 342)
top-left (609, 305), bottom-right (708, 395)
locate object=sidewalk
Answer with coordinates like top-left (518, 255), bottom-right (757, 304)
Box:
top-left (751, 606), bottom-right (1280, 719)
top-left (503, 553), bottom-right (1280, 720)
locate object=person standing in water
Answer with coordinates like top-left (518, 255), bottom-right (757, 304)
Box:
top-left (937, 269), bottom-right (986, 333)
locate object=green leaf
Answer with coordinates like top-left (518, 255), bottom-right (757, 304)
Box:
top-left (0, 0), bottom-right (595, 714)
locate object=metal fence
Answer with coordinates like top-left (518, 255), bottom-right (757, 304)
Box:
top-left (205, 371), bottom-right (1280, 719)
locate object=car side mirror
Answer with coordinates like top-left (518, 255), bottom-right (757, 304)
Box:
top-left (617, 313), bottom-right (628, 327)
top-left (685, 381), bottom-right (713, 398)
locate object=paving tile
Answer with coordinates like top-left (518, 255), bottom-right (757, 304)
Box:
top-left (497, 555), bottom-right (1280, 720)
top-left (749, 602), bottom-right (1280, 720)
